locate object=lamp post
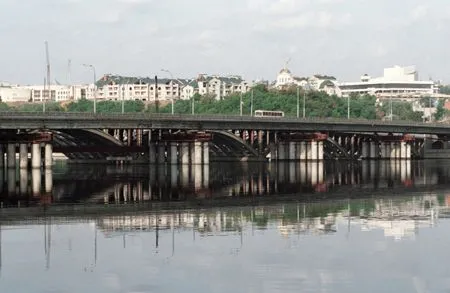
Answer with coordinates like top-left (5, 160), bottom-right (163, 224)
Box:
top-left (121, 86), bottom-right (125, 114)
top-left (347, 95), bottom-right (350, 119)
top-left (303, 88), bottom-right (306, 118)
top-left (82, 64), bottom-right (97, 114)
top-left (296, 87), bottom-right (300, 118)
top-left (240, 92), bottom-right (243, 116)
top-left (161, 69), bottom-right (175, 115)
top-left (250, 90), bottom-right (254, 117)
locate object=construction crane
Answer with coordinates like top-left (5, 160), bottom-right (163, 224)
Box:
top-left (45, 41), bottom-right (51, 104)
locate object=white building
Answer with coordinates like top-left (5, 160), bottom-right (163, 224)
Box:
top-left (339, 65), bottom-right (436, 98)
top-left (0, 86), bottom-right (31, 102)
top-left (274, 66), bottom-right (341, 95)
top-left (197, 74), bottom-right (252, 100)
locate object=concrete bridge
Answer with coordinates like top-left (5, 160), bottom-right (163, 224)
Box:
top-left (0, 112), bottom-right (449, 166)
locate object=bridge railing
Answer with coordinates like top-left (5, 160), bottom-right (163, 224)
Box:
top-left (0, 111), bottom-right (447, 128)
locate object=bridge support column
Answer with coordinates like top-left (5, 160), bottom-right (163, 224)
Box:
top-left (361, 141), bottom-right (369, 159)
top-left (44, 143), bottom-right (53, 168)
top-left (7, 144), bottom-right (16, 169)
top-left (7, 168), bottom-right (15, 195)
top-left (369, 141), bottom-right (377, 159)
top-left (385, 142), bottom-right (391, 160)
top-left (180, 142), bottom-right (190, 165)
top-left (300, 141), bottom-right (307, 161)
top-left (318, 141), bottom-right (324, 160)
top-left (149, 143), bottom-right (156, 164)
top-left (32, 168), bottom-right (41, 196)
top-left (157, 143), bottom-right (166, 164)
top-left (31, 143), bottom-right (41, 169)
top-left (193, 141), bottom-right (203, 165)
top-left (277, 142), bottom-right (286, 160)
top-left (306, 142), bottom-right (313, 161)
top-left (380, 142), bottom-right (387, 159)
top-left (20, 168), bottom-right (28, 195)
top-left (311, 141), bottom-right (318, 161)
top-left (19, 144), bottom-right (28, 169)
top-left (0, 145), bottom-right (4, 169)
top-left (169, 142), bottom-right (178, 165)
top-left (390, 142), bottom-right (398, 160)
top-left (45, 168), bottom-right (53, 194)
top-left (288, 142), bottom-right (296, 161)
top-left (406, 143), bottom-right (411, 159)
top-left (295, 142), bottom-right (301, 160)
top-left (203, 142), bottom-right (210, 164)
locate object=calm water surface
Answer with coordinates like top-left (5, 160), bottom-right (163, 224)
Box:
top-left (0, 160), bottom-right (450, 292)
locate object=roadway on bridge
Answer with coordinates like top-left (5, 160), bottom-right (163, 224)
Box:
top-left (0, 112), bottom-right (449, 135)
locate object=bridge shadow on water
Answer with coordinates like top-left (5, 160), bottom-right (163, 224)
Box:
top-left (0, 159), bottom-right (448, 209)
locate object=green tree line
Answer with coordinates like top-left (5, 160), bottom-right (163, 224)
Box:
top-left (0, 85), bottom-right (445, 121)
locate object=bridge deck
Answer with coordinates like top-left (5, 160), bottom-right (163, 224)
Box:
top-left (0, 112), bottom-right (448, 135)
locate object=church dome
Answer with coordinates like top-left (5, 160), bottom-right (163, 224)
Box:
top-left (279, 68), bottom-right (291, 74)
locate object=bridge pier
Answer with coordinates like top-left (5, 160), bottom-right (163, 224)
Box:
top-left (288, 142), bottom-right (296, 161)
top-left (169, 142), bottom-right (178, 165)
top-left (19, 143), bottom-right (28, 169)
top-left (31, 143), bottom-right (41, 169)
top-left (369, 141), bottom-right (377, 159)
top-left (149, 143), bottom-right (156, 164)
top-left (311, 141), bottom-right (318, 161)
top-left (277, 142), bottom-right (286, 161)
top-left (44, 143), bottom-right (53, 167)
top-left (7, 168), bottom-right (15, 195)
top-left (157, 142), bottom-right (166, 164)
top-left (203, 142), bottom-right (210, 164)
top-left (318, 141), bottom-right (324, 160)
top-left (32, 168), bottom-right (41, 196)
top-left (306, 142), bottom-right (312, 161)
top-left (20, 168), bottom-right (28, 195)
top-left (193, 141), bottom-right (203, 165)
top-left (180, 142), bottom-right (189, 165)
top-left (7, 143), bottom-right (16, 169)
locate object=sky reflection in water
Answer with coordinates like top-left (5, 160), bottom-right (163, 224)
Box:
top-left (0, 196), bottom-right (450, 293)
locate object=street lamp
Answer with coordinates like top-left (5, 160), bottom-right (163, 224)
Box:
top-left (161, 69), bottom-right (175, 115)
top-left (82, 64), bottom-right (97, 114)
top-left (121, 86), bottom-right (125, 114)
top-left (296, 87), bottom-right (300, 118)
top-left (303, 88), bottom-right (306, 118)
top-left (347, 95), bottom-right (350, 119)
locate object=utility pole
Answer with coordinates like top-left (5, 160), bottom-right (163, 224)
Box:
top-left (347, 95), bottom-right (350, 119)
top-left (240, 92), bottom-right (243, 116)
top-left (302, 89), bottom-right (306, 118)
top-left (155, 75), bottom-right (159, 113)
top-left (250, 90), bottom-right (254, 116)
top-left (44, 41), bottom-right (51, 112)
top-left (121, 86), bottom-right (125, 114)
top-left (43, 77), bottom-right (46, 112)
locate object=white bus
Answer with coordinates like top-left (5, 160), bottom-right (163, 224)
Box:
top-left (254, 110), bottom-right (285, 117)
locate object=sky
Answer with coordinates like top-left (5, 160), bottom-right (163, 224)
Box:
top-left (1, 0), bottom-right (450, 85)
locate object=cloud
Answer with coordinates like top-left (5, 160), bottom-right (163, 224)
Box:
top-left (410, 4), bottom-right (428, 21)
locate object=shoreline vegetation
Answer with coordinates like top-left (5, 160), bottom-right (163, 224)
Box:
top-left (1, 85), bottom-right (446, 121)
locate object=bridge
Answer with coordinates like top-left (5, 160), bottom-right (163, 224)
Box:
top-left (0, 112), bottom-right (449, 167)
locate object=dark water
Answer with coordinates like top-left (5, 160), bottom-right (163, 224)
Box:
top-left (1, 161), bottom-right (450, 292)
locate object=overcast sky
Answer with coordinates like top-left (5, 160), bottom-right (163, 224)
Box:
top-left (1, 0), bottom-right (449, 85)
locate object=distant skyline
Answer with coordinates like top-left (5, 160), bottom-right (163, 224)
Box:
top-left (1, 0), bottom-right (449, 85)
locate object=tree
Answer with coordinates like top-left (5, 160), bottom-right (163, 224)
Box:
top-left (434, 99), bottom-right (446, 121)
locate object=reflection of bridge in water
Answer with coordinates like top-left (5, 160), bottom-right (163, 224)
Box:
top-left (0, 160), bottom-right (449, 207)
top-left (0, 195), bottom-right (449, 272)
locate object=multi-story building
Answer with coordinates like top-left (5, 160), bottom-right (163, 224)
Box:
top-left (274, 66), bottom-right (341, 96)
top-left (0, 85), bottom-right (31, 102)
top-left (339, 65), bottom-right (437, 98)
top-left (97, 75), bottom-right (181, 102)
top-left (196, 74), bottom-right (252, 100)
